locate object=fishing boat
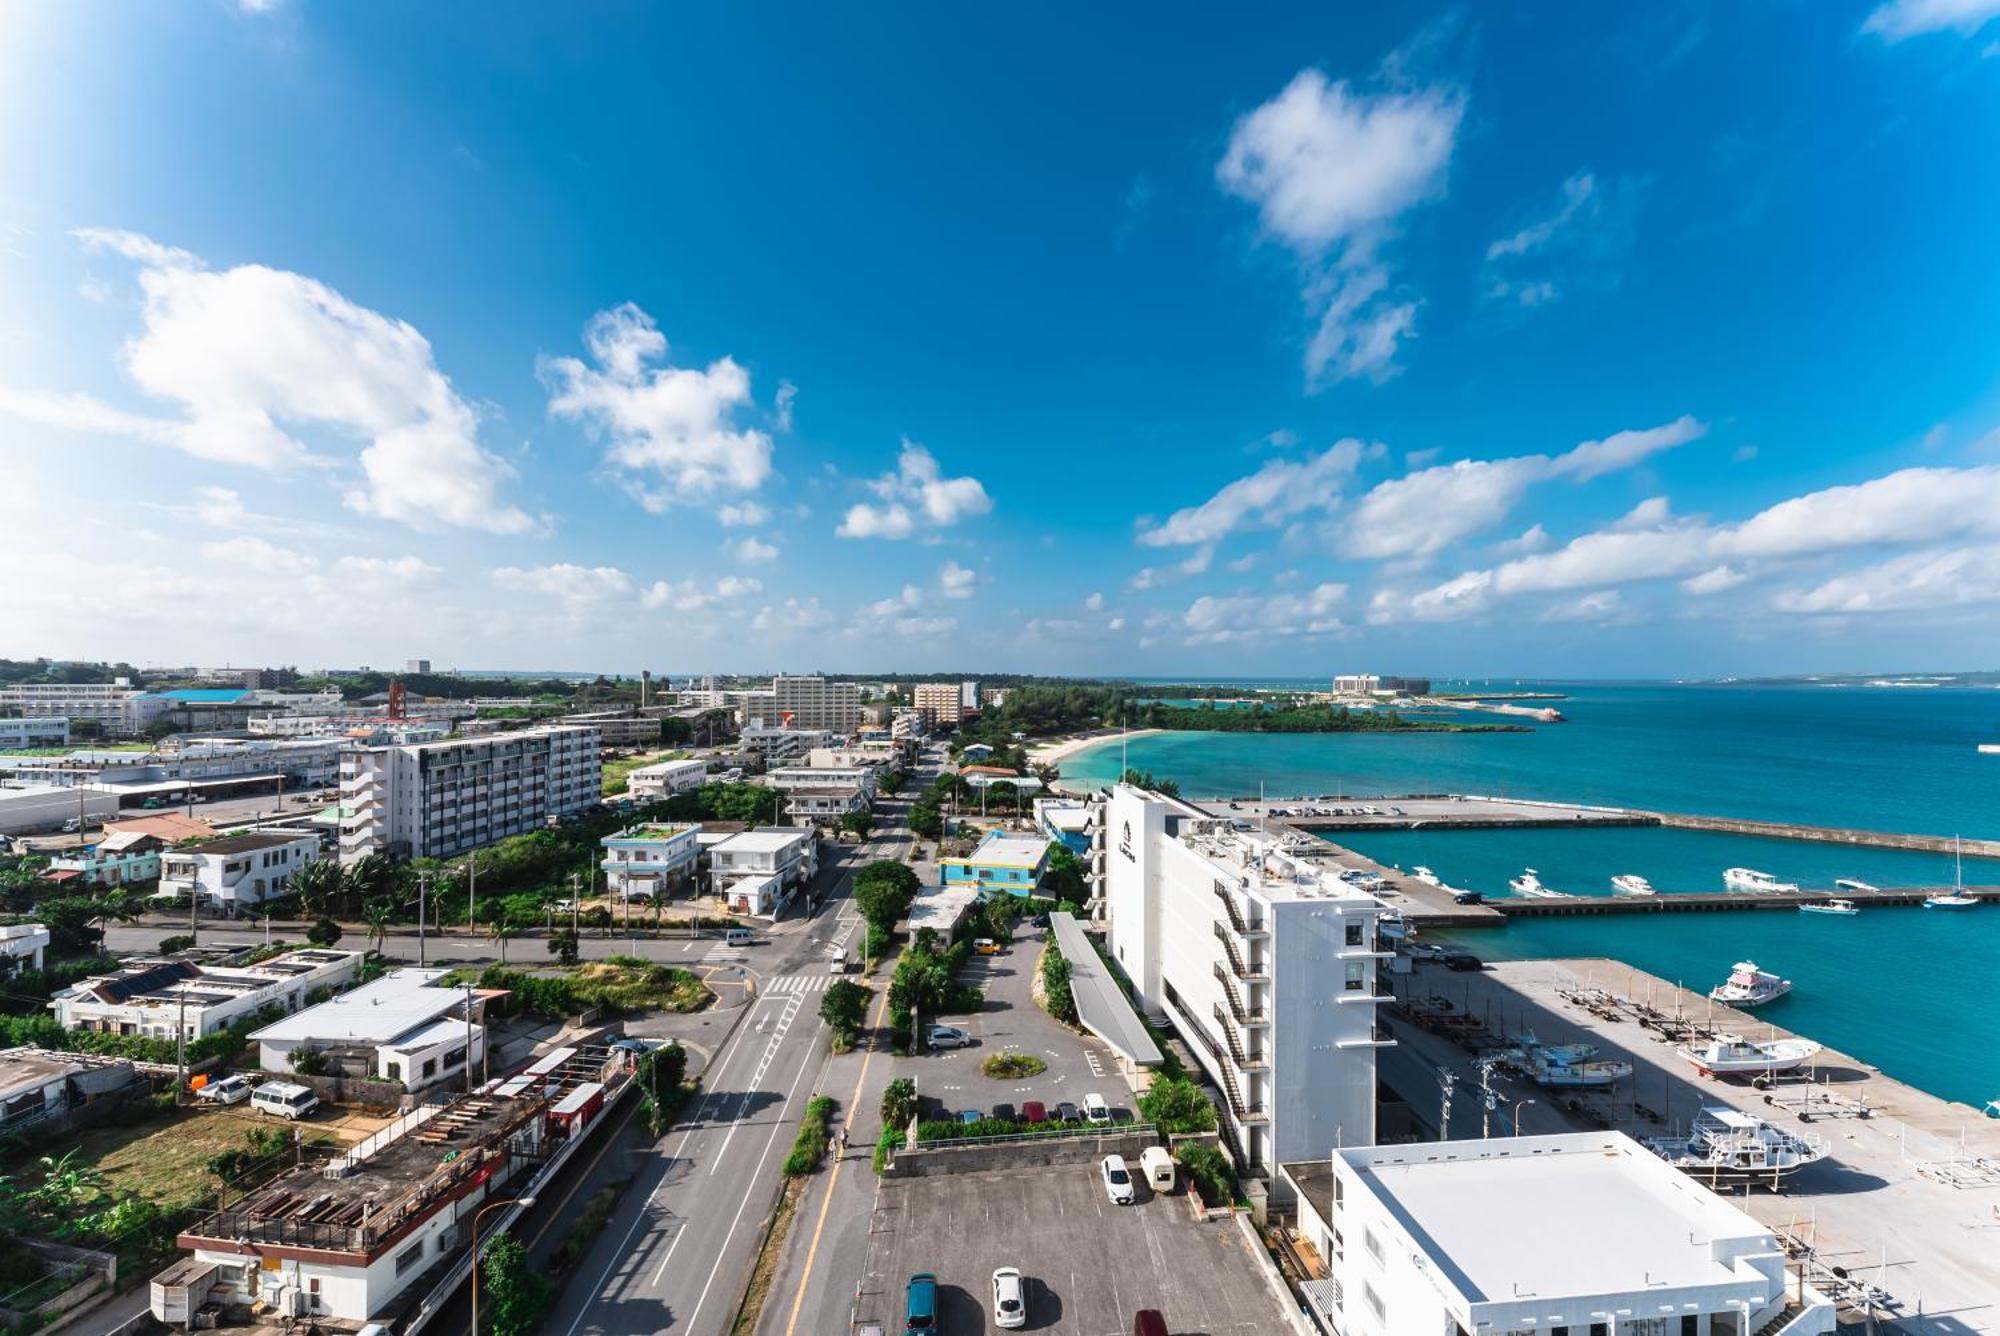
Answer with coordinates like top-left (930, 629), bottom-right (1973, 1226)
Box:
top-left (1647, 1106), bottom-right (1828, 1189)
top-left (1924, 836), bottom-right (1979, 909)
top-left (1610, 874), bottom-right (1656, 896)
top-left (1709, 960), bottom-right (1791, 1007)
top-left (1411, 866), bottom-right (1441, 887)
top-left (1797, 899), bottom-right (1858, 916)
top-left (1833, 878), bottom-right (1879, 894)
top-left (1679, 1032), bottom-right (1824, 1078)
top-left (1723, 867), bottom-right (1800, 894)
top-left (1503, 1034), bottom-right (1630, 1088)
top-left (1508, 868), bottom-right (1566, 898)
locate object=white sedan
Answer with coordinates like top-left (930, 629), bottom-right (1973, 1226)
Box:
top-left (1100, 1153), bottom-right (1135, 1205)
top-left (991, 1267), bottom-right (1027, 1329)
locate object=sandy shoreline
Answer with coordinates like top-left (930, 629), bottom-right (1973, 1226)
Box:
top-left (1026, 727), bottom-right (1167, 776)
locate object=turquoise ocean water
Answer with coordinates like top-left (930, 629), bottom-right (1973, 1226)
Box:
top-left (1062, 682), bottom-right (2000, 1108)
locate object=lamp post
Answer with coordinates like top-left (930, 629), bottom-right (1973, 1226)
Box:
top-left (468, 1194), bottom-right (536, 1336)
top-left (1512, 1099), bottom-right (1537, 1136)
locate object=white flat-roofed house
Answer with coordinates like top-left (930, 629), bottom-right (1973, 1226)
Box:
top-left (708, 827), bottom-right (819, 918)
top-left (51, 949), bottom-right (363, 1041)
top-left (780, 785), bottom-right (869, 825)
top-left (625, 757), bottom-right (708, 801)
top-left (1104, 783), bottom-right (1392, 1176)
top-left (251, 967), bottom-right (485, 1093)
top-left (1283, 1133), bottom-right (1834, 1336)
top-left (763, 762), bottom-right (876, 798)
top-left (599, 821), bottom-right (701, 900)
top-left (0, 923), bottom-right (50, 976)
top-left (156, 831), bottom-right (321, 915)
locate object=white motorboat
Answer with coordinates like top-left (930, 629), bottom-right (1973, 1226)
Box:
top-left (1411, 865), bottom-right (1441, 886)
top-left (1709, 960), bottom-right (1791, 1007)
top-left (1797, 899), bottom-right (1858, 916)
top-left (1723, 867), bottom-right (1800, 894)
top-left (1924, 836), bottom-right (1979, 909)
top-left (1610, 874), bottom-right (1656, 897)
top-left (1508, 868), bottom-right (1566, 898)
top-left (1833, 878), bottom-right (1879, 894)
top-left (1504, 1034), bottom-right (1630, 1088)
top-left (1647, 1106), bottom-right (1828, 1189)
top-left (1679, 1033), bottom-right (1824, 1078)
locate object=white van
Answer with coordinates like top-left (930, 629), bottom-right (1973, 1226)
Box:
top-left (1140, 1145), bottom-right (1176, 1192)
top-left (251, 1081), bottom-right (320, 1120)
top-left (828, 950), bottom-right (849, 974)
top-left (723, 928), bottom-right (753, 946)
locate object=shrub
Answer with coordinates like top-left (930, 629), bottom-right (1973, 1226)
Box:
top-left (872, 1125), bottom-right (899, 1175)
top-left (1137, 1076), bottom-right (1217, 1134)
top-left (305, 918), bottom-right (343, 947)
top-left (980, 1050), bottom-right (1046, 1079)
top-left (155, 936), bottom-right (195, 956)
top-left (1176, 1141), bottom-right (1237, 1206)
top-left (784, 1095), bottom-right (837, 1176)
top-left (1039, 945), bottom-right (1076, 1024)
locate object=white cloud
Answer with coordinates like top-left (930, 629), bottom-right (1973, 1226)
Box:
top-left (1179, 582), bottom-right (1349, 644)
top-left (729, 536), bottom-right (779, 564)
top-left (200, 536), bottom-right (318, 578)
top-left (331, 554), bottom-right (440, 585)
top-left (1139, 440), bottom-right (1365, 547)
top-left (492, 563), bottom-right (635, 606)
top-left (1217, 65), bottom-right (1464, 385)
top-left (751, 598), bottom-right (833, 633)
top-left (838, 439), bottom-right (992, 539)
top-left (1483, 172), bottom-right (1638, 309)
top-left (1863, 0), bottom-right (2000, 41)
top-left (1084, 592), bottom-right (1105, 612)
top-left (939, 561), bottom-right (977, 600)
top-left (1341, 416), bottom-right (1703, 560)
top-left (1682, 565), bottom-right (1748, 595)
top-left (1776, 544), bottom-right (2000, 613)
top-left (1129, 546), bottom-right (1216, 591)
top-left (193, 486), bottom-right (248, 528)
top-left (1492, 523), bottom-right (1551, 556)
top-left (717, 501), bottom-right (770, 527)
top-left (543, 302), bottom-right (776, 510)
top-left (1537, 590), bottom-right (1623, 623)
top-left (1, 231), bottom-right (535, 533)
top-left (1107, 616), bottom-right (1126, 632)
top-left (640, 575), bottom-right (763, 611)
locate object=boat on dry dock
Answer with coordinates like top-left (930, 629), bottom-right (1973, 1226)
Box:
top-left (1647, 1106), bottom-right (1827, 1190)
top-left (1679, 1032), bottom-right (1824, 1078)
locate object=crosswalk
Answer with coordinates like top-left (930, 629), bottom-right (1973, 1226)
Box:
top-left (763, 975), bottom-right (836, 995)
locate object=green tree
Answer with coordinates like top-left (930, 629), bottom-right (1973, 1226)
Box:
top-left (363, 900), bottom-right (394, 954)
top-left (1121, 768), bottom-right (1180, 798)
top-left (1044, 846), bottom-right (1087, 909)
top-left (343, 852), bottom-right (398, 916)
top-left (1136, 1075), bottom-right (1218, 1133)
top-left (34, 897), bottom-right (111, 957)
top-left (907, 798), bottom-right (942, 841)
top-left (306, 917), bottom-right (343, 948)
top-left (1040, 945), bottom-right (1076, 1024)
top-left (838, 810), bottom-right (875, 839)
top-left (818, 979), bottom-right (870, 1049)
top-left (480, 1231), bottom-right (552, 1336)
top-left (548, 928), bottom-right (580, 967)
top-left (289, 1044), bottom-right (328, 1076)
top-left (291, 859), bottom-right (342, 918)
top-left (853, 860), bottom-right (919, 932)
top-left (488, 916), bottom-right (516, 964)
top-left (636, 1040), bottom-right (689, 1136)
top-left (879, 1076), bottom-right (917, 1131)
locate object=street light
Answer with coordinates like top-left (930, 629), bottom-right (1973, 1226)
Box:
top-left (469, 1194), bottom-right (536, 1336)
top-left (1512, 1099), bottom-right (1537, 1136)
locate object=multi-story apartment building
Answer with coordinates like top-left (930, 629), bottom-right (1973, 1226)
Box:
top-left (1331, 673), bottom-right (1431, 697)
top-left (157, 831), bottom-right (323, 914)
top-left (1283, 1134), bottom-right (1833, 1336)
top-left (50, 949), bottom-right (362, 1040)
top-left (763, 762), bottom-right (876, 798)
top-left (338, 726), bottom-right (600, 864)
top-left (1103, 783), bottom-right (1393, 1175)
top-left (568, 709), bottom-right (663, 747)
top-left (625, 757), bottom-right (708, 801)
top-left (738, 724), bottom-right (835, 761)
top-left (0, 737), bottom-right (347, 792)
top-left (0, 681), bottom-right (165, 734)
top-left (770, 675), bottom-right (862, 733)
top-left (912, 682), bottom-right (963, 728)
top-left (599, 821), bottom-right (701, 900)
top-left (960, 680), bottom-right (980, 713)
top-left (705, 828), bottom-right (819, 918)
top-left (0, 717), bottom-right (70, 748)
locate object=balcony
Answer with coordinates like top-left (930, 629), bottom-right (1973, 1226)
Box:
top-left (1337, 976), bottom-right (1391, 1004)
top-left (1335, 1023), bottom-right (1396, 1049)
top-left (1211, 1003), bottom-right (1269, 1071)
top-left (1336, 933), bottom-right (1395, 961)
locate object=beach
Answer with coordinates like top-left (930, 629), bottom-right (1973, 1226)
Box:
top-left (1027, 727), bottom-right (1162, 783)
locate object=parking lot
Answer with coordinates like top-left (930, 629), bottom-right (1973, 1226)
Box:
top-left (857, 1162), bottom-right (1293, 1335)
top-left (918, 925), bottom-right (1129, 1121)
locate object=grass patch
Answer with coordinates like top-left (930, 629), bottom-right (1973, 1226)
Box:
top-left (600, 749), bottom-right (689, 796)
top-left (552, 1179), bottom-right (629, 1274)
top-left (728, 1173), bottom-right (804, 1334)
top-left (38, 1108), bottom-right (334, 1210)
top-left (479, 961), bottom-right (712, 1018)
top-left (783, 1095), bottom-right (836, 1177)
top-left (980, 1050), bottom-right (1047, 1079)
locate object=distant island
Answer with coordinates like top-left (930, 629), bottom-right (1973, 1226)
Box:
top-left (958, 684), bottom-right (1529, 744)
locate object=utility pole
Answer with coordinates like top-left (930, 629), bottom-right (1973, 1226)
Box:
top-left (466, 852), bottom-right (477, 935)
top-left (464, 979), bottom-right (476, 1097)
top-left (416, 871), bottom-right (428, 967)
top-left (175, 985), bottom-right (188, 1106)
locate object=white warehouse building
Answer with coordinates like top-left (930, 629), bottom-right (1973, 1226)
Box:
top-left (1283, 1133), bottom-right (1834, 1336)
top-left (1103, 784), bottom-right (1392, 1175)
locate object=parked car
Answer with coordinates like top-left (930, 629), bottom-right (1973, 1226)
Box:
top-left (1443, 951), bottom-right (1484, 972)
top-left (1100, 1153), bottom-right (1136, 1205)
top-left (1132, 1311), bottom-right (1168, 1336)
top-left (1140, 1145), bottom-right (1176, 1191)
top-left (1082, 1093), bottom-right (1111, 1126)
top-left (926, 1024), bottom-right (972, 1050)
top-left (250, 1081), bottom-right (320, 1120)
top-left (196, 1074), bottom-right (252, 1105)
top-left (991, 1267), bottom-right (1027, 1329)
top-left (1021, 1101), bottom-right (1048, 1124)
top-left (1056, 1100), bottom-right (1080, 1123)
top-left (990, 1102), bottom-right (1016, 1123)
top-left (972, 937), bottom-right (1001, 955)
top-left (959, 1109), bottom-right (982, 1126)
top-left (553, 899), bottom-right (578, 913)
top-left (1452, 890), bottom-right (1484, 905)
top-left (904, 1272), bottom-right (939, 1332)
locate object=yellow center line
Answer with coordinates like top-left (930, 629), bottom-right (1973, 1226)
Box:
top-left (781, 977), bottom-right (893, 1336)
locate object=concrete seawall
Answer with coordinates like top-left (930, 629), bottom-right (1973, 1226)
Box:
top-left (1655, 810), bottom-right (2000, 858)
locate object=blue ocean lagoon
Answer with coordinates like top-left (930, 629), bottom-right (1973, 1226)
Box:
top-left (1061, 682), bottom-right (2000, 1108)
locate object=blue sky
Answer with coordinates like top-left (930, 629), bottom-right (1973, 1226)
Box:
top-left (5, 1), bottom-right (2000, 677)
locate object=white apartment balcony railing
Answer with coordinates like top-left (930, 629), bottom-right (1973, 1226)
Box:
top-left (1335, 1023), bottom-right (1395, 1049)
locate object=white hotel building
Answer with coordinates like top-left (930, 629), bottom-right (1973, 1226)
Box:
top-left (1284, 1133), bottom-right (1833, 1336)
top-left (1104, 784), bottom-right (1393, 1175)
top-left (338, 726), bottom-right (600, 864)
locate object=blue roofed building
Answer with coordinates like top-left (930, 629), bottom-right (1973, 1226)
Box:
top-left (939, 830), bottom-right (1053, 896)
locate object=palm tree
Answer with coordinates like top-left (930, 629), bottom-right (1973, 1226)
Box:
top-left (32, 1150), bottom-right (106, 1214)
top-left (363, 900), bottom-right (394, 954)
top-left (487, 915), bottom-right (515, 964)
top-left (291, 859), bottom-right (343, 920)
top-left (344, 853), bottom-right (397, 917)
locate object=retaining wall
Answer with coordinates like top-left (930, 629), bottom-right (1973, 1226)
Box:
top-left (884, 1126), bottom-right (1158, 1178)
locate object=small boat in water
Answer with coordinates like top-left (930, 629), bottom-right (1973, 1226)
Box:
top-left (1647, 1106), bottom-right (1827, 1189)
top-left (1411, 865), bottom-right (1441, 886)
top-left (1709, 960), bottom-right (1791, 1007)
top-left (1925, 836), bottom-right (1979, 909)
top-left (1798, 899), bottom-right (1858, 916)
top-left (1724, 867), bottom-right (1800, 894)
top-left (1834, 878), bottom-right (1879, 894)
top-left (1610, 874), bottom-right (1656, 897)
top-left (1679, 1032), bottom-right (1824, 1078)
top-left (1508, 868), bottom-right (1566, 898)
